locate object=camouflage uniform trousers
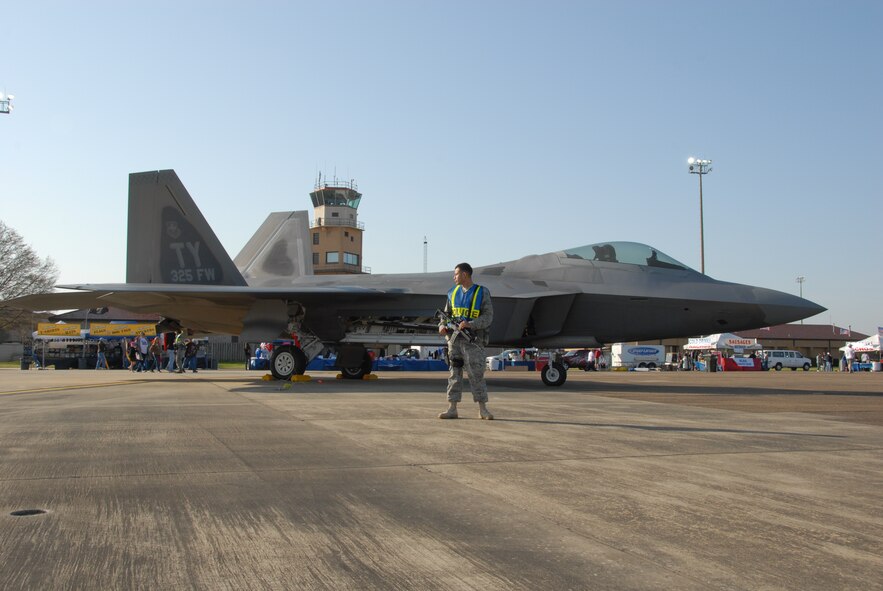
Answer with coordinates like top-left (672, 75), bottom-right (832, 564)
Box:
top-left (446, 336), bottom-right (488, 404)
top-left (175, 347), bottom-right (185, 371)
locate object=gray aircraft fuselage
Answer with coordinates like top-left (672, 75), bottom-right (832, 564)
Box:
top-left (56, 249), bottom-right (822, 351)
top-left (7, 170), bottom-right (824, 357)
top-left (236, 249), bottom-right (820, 348)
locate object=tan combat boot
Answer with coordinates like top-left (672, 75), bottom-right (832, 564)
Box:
top-left (479, 402), bottom-right (494, 420)
top-left (438, 403), bottom-right (458, 419)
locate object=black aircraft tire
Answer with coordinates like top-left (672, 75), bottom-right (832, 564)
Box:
top-left (541, 362), bottom-right (567, 387)
top-left (341, 352), bottom-right (373, 380)
top-left (270, 346), bottom-right (307, 380)
top-left (291, 347), bottom-right (307, 375)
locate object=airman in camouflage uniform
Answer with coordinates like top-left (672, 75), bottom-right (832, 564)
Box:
top-left (437, 262), bottom-right (494, 420)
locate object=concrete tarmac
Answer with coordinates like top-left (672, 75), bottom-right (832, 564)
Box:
top-left (1, 368), bottom-right (881, 590)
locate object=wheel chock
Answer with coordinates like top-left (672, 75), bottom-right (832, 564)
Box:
top-left (363, 374), bottom-right (379, 380)
top-left (290, 375), bottom-right (312, 382)
top-left (261, 374), bottom-right (274, 381)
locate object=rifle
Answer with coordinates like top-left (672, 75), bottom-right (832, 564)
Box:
top-left (436, 309), bottom-right (476, 343)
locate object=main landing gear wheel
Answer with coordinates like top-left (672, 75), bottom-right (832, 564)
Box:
top-left (340, 351), bottom-right (373, 380)
top-left (270, 346), bottom-right (307, 380)
top-left (541, 362), bottom-right (567, 387)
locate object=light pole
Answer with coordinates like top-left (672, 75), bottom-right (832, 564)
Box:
top-left (796, 276), bottom-right (806, 324)
top-left (0, 92), bottom-right (13, 114)
top-left (688, 157), bottom-right (713, 274)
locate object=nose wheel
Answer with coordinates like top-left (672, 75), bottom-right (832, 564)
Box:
top-left (541, 362), bottom-right (567, 387)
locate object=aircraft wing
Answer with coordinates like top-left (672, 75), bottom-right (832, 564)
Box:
top-left (5, 283), bottom-right (431, 335)
top-left (5, 279), bottom-right (584, 343)
top-left (2, 290), bottom-right (121, 313)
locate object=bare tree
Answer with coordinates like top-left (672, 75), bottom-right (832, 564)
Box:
top-left (0, 221), bottom-right (59, 336)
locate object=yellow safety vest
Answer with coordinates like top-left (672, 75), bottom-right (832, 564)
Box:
top-left (449, 285), bottom-right (483, 320)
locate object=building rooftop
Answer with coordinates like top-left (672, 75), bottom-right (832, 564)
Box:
top-left (736, 324), bottom-right (868, 341)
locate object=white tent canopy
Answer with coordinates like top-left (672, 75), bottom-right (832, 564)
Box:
top-left (840, 334), bottom-right (881, 353)
top-left (684, 333), bottom-right (762, 351)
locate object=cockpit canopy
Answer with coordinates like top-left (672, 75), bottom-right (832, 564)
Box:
top-left (563, 242), bottom-right (694, 271)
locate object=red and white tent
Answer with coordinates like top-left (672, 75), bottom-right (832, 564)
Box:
top-left (841, 334), bottom-right (881, 353)
top-left (684, 333), bottom-right (762, 351)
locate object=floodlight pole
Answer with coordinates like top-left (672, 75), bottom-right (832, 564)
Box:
top-left (688, 158), bottom-right (713, 274)
top-left (796, 276), bottom-right (806, 324)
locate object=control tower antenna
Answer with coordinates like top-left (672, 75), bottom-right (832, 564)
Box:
top-left (423, 236), bottom-right (428, 273)
top-left (0, 91), bottom-right (14, 114)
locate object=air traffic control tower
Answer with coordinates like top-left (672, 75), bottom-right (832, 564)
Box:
top-left (309, 175), bottom-right (365, 275)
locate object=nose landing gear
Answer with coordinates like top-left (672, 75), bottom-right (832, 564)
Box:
top-left (541, 361), bottom-right (567, 387)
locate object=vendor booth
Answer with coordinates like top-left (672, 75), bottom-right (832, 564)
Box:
top-left (684, 333), bottom-right (763, 371)
top-left (840, 334), bottom-right (882, 372)
top-left (28, 321), bottom-right (172, 370)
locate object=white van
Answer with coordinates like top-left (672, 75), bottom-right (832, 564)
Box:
top-left (763, 350), bottom-right (812, 371)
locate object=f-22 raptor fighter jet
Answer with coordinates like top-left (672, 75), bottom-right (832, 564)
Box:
top-left (6, 170), bottom-right (824, 386)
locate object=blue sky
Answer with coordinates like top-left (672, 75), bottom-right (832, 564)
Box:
top-left (1, 1), bottom-right (881, 334)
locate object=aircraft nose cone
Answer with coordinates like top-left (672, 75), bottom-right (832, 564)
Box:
top-left (756, 287), bottom-right (826, 326)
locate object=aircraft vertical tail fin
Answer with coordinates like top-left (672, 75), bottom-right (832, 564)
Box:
top-left (234, 211), bottom-right (313, 285)
top-left (126, 170), bottom-right (247, 286)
